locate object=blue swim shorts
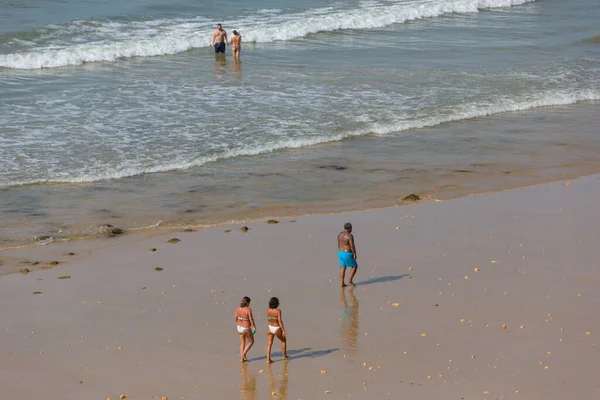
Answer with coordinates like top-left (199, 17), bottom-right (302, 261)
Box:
top-left (338, 250), bottom-right (357, 268)
top-left (214, 42), bottom-right (226, 53)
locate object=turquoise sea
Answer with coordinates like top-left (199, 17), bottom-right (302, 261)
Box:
top-left (1, 0), bottom-right (599, 247)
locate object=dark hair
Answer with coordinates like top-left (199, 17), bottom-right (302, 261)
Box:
top-left (240, 296), bottom-right (251, 307)
top-left (232, 30), bottom-right (238, 35)
top-left (269, 297), bottom-right (279, 309)
top-left (344, 222), bottom-right (352, 230)
top-left (217, 23), bottom-right (222, 28)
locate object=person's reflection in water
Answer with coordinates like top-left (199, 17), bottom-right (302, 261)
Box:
top-left (267, 361), bottom-right (289, 400)
top-left (340, 285), bottom-right (359, 360)
top-left (232, 59), bottom-right (242, 79)
top-left (239, 362), bottom-right (258, 400)
top-left (213, 55), bottom-right (227, 76)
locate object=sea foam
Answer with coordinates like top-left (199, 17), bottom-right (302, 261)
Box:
top-left (0, 0), bottom-right (535, 69)
top-left (2, 88), bottom-right (597, 189)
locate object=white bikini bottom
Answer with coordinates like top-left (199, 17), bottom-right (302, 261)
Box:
top-left (237, 325), bottom-right (248, 334)
top-left (268, 325), bottom-right (280, 334)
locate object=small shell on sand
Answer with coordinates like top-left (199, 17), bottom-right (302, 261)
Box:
top-left (267, 219), bottom-right (278, 224)
top-left (464, 275), bottom-right (470, 280)
top-left (32, 291), bottom-right (42, 295)
top-left (391, 303), bottom-right (400, 307)
top-left (321, 370), bottom-right (327, 375)
top-left (421, 332), bottom-right (427, 337)
top-left (119, 396), bottom-right (127, 400)
top-left (325, 391), bottom-right (331, 394)
top-left (20, 268), bottom-right (30, 275)
top-left (150, 248), bottom-right (157, 252)
top-left (57, 275), bottom-right (71, 279)
top-left (474, 268), bottom-right (480, 272)
top-left (155, 267), bottom-right (164, 271)
top-left (162, 397), bottom-right (168, 400)
top-left (503, 324), bottom-right (508, 329)
top-left (167, 238), bottom-right (180, 244)
top-left (240, 226), bottom-right (249, 232)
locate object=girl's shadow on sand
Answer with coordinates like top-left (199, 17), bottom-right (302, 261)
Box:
top-left (355, 274), bottom-right (410, 286)
top-left (247, 347), bottom-right (339, 363)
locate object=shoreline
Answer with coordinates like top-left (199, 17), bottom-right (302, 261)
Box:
top-left (1, 168), bottom-right (599, 271)
top-left (3, 101), bottom-right (600, 251)
top-left (1, 173), bottom-right (598, 399)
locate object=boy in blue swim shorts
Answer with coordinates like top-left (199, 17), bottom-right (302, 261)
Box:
top-left (337, 222), bottom-right (358, 287)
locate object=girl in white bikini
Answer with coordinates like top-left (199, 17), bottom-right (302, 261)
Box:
top-left (266, 297), bottom-right (289, 363)
top-left (235, 296), bottom-right (256, 362)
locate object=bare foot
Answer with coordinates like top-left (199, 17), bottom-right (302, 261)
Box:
top-left (341, 283), bottom-right (347, 288)
top-left (241, 356), bottom-right (248, 362)
top-left (267, 358), bottom-right (274, 364)
top-left (282, 355), bottom-right (291, 360)
top-left (347, 281), bottom-right (355, 286)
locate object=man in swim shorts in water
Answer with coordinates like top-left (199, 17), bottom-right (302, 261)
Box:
top-left (338, 222), bottom-right (358, 287)
top-left (212, 23), bottom-right (228, 54)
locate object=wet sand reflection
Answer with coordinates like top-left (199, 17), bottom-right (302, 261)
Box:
top-left (267, 361), bottom-right (289, 400)
top-left (239, 362), bottom-right (258, 400)
top-left (340, 285), bottom-right (359, 359)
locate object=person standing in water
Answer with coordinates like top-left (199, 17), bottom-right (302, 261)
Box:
top-left (338, 222), bottom-right (358, 287)
top-left (235, 296), bottom-right (256, 362)
top-left (266, 297), bottom-right (289, 363)
top-left (231, 29), bottom-right (242, 60)
top-left (212, 23), bottom-right (228, 54)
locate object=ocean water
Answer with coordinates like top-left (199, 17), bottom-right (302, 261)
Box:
top-left (1, 0), bottom-right (599, 247)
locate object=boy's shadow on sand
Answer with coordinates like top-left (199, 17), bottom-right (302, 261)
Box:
top-left (247, 347), bottom-right (339, 363)
top-left (355, 274), bottom-right (410, 286)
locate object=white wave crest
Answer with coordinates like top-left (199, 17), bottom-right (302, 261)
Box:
top-left (0, 0), bottom-right (535, 69)
top-left (2, 89), bottom-right (597, 189)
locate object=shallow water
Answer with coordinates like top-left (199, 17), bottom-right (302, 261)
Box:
top-left (1, 0), bottom-right (600, 247)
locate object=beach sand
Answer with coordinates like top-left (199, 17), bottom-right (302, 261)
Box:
top-left (1, 175), bottom-right (599, 400)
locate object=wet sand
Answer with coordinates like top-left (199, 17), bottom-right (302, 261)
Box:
top-left (1, 175), bottom-right (599, 399)
top-left (3, 102), bottom-right (600, 249)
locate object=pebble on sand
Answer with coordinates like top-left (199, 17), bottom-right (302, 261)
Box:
top-left (32, 291), bottom-right (42, 295)
top-left (57, 275), bottom-right (71, 279)
top-left (119, 396), bottom-right (127, 400)
top-left (167, 238), bottom-right (180, 244)
top-left (240, 226), bottom-right (249, 232)
top-left (402, 194), bottom-right (420, 202)
top-left (20, 268), bottom-right (30, 275)
top-left (391, 303), bottom-right (400, 307)
top-left (267, 219), bottom-right (278, 224)
top-left (321, 370), bottom-right (327, 375)
top-left (474, 268), bottom-right (480, 272)
top-left (155, 267), bottom-right (164, 271)
top-left (150, 248), bottom-right (157, 252)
